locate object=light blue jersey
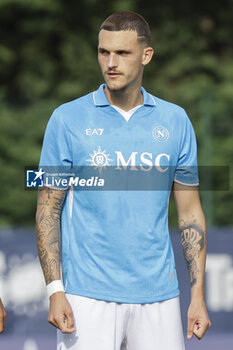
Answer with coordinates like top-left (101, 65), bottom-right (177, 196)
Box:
top-left (39, 84), bottom-right (199, 303)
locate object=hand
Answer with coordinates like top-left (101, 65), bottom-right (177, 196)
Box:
top-left (187, 298), bottom-right (211, 340)
top-left (48, 292), bottom-right (76, 334)
top-left (0, 298), bottom-right (7, 334)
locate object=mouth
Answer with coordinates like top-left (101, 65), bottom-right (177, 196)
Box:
top-left (107, 72), bottom-right (122, 78)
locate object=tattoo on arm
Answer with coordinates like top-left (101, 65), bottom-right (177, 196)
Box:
top-left (36, 188), bottom-right (66, 284)
top-left (180, 222), bottom-right (204, 287)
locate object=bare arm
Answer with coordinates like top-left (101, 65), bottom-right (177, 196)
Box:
top-left (36, 187), bottom-right (75, 334)
top-left (173, 182), bottom-right (211, 339)
top-left (36, 187), bottom-right (66, 284)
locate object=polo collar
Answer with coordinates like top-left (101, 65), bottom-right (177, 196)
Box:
top-left (93, 84), bottom-right (156, 107)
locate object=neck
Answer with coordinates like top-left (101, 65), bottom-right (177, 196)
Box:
top-left (104, 84), bottom-right (143, 111)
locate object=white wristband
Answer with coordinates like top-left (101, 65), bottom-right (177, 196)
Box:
top-left (47, 280), bottom-right (65, 298)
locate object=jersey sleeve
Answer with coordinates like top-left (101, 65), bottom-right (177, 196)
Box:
top-left (39, 109), bottom-right (73, 188)
top-left (174, 112), bottom-right (199, 186)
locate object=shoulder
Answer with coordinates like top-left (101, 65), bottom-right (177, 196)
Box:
top-left (47, 91), bottom-right (95, 130)
top-left (54, 91), bottom-right (94, 117)
top-left (153, 95), bottom-right (189, 120)
top-left (148, 93), bottom-right (196, 139)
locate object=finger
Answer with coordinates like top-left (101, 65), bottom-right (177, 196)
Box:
top-left (50, 313), bottom-right (76, 334)
top-left (193, 323), bottom-right (202, 339)
top-left (194, 328), bottom-right (205, 340)
top-left (48, 316), bottom-right (59, 329)
top-left (58, 316), bottom-right (76, 334)
top-left (48, 313), bottom-right (64, 330)
top-left (49, 316), bottom-right (74, 333)
top-left (187, 318), bottom-right (196, 339)
top-left (193, 321), bottom-right (210, 339)
top-left (66, 310), bottom-right (76, 331)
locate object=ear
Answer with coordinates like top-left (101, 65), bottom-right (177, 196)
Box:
top-left (142, 47), bottom-right (154, 66)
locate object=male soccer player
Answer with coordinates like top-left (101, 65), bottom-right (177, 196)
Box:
top-left (0, 298), bottom-right (6, 334)
top-left (36, 11), bottom-right (211, 350)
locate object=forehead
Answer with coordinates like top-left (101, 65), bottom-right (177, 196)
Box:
top-left (98, 30), bottom-right (140, 50)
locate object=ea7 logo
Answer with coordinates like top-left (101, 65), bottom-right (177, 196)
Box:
top-left (86, 128), bottom-right (104, 136)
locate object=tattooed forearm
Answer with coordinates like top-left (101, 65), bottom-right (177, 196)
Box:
top-left (36, 188), bottom-right (66, 285)
top-left (180, 222), bottom-right (205, 287)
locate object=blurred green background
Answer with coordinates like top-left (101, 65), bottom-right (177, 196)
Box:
top-left (0, 0), bottom-right (232, 227)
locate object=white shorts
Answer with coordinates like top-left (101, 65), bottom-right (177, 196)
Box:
top-left (57, 294), bottom-right (185, 350)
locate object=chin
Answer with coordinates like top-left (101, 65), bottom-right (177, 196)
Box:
top-left (106, 82), bottom-right (127, 92)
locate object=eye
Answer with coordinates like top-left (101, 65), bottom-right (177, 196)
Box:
top-left (98, 48), bottom-right (109, 55)
top-left (118, 50), bottom-right (130, 56)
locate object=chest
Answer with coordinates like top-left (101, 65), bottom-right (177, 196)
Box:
top-left (68, 109), bottom-right (181, 168)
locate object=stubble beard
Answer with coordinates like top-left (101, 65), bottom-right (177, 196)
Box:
top-left (105, 77), bottom-right (128, 93)
top-left (107, 83), bottom-right (127, 92)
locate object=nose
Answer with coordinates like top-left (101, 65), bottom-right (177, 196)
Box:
top-left (107, 53), bottom-right (118, 69)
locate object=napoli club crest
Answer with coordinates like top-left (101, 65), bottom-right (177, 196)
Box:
top-left (152, 126), bottom-right (169, 142)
